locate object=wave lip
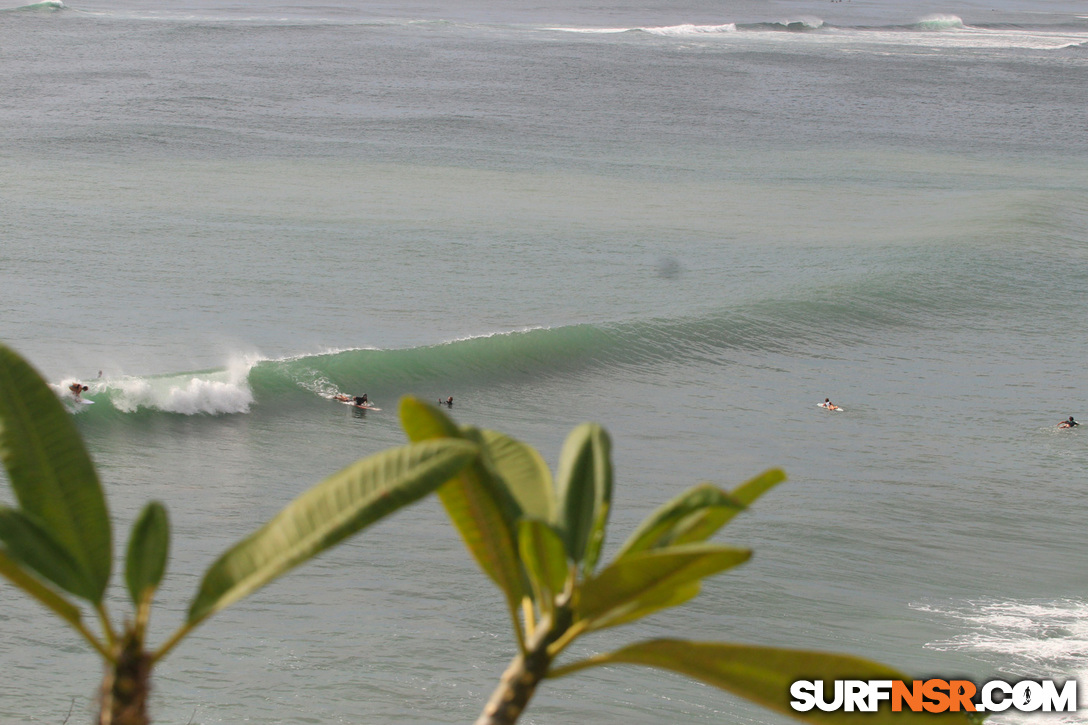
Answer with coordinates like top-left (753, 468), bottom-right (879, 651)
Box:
top-left (639, 23), bottom-right (737, 36)
top-left (3, 0), bottom-right (65, 11)
top-left (914, 14), bottom-right (966, 31)
top-left (103, 357), bottom-right (259, 415)
top-left (760, 17), bottom-right (825, 32)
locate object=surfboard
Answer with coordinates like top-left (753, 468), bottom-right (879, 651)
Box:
top-left (353, 403), bottom-right (380, 411)
top-left (817, 403), bottom-right (843, 412)
top-left (73, 398), bottom-right (94, 405)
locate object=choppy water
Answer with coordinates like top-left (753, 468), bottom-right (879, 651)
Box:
top-left (2, 0), bottom-right (1087, 722)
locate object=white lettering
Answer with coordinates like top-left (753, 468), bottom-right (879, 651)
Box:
top-left (844, 680), bottom-right (869, 712)
top-left (981, 680), bottom-right (1012, 712)
top-left (1040, 680), bottom-right (1077, 712)
top-left (789, 681), bottom-right (817, 712)
top-left (815, 680), bottom-right (844, 712)
top-left (1013, 681), bottom-right (1043, 712)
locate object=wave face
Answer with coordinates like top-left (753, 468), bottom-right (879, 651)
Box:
top-left (913, 14), bottom-right (966, 31)
top-left (542, 16), bottom-right (1088, 50)
top-left (1, 0), bottom-right (64, 11)
top-left (54, 266), bottom-right (994, 417)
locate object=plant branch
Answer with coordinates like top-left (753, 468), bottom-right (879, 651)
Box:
top-left (151, 621), bottom-right (193, 664)
top-left (546, 653), bottom-right (610, 679)
top-left (506, 595), bottom-right (526, 656)
top-left (520, 597), bottom-right (536, 641)
top-left (96, 602), bottom-right (117, 649)
top-left (475, 608), bottom-right (572, 725)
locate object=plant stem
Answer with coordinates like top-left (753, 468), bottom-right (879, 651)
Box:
top-left (75, 619), bottom-right (112, 661)
top-left (99, 624), bottom-right (152, 725)
top-left (505, 595), bottom-right (526, 656)
top-left (151, 621), bottom-right (193, 664)
top-left (96, 602), bottom-right (117, 648)
top-left (520, 597), bottom-right (536, 641)
top-left (475, 608), bottom-right (572, 725)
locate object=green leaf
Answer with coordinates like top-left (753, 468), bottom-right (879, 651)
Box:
top-left (556, 639), bottom-right (976, 724)
top-left (0, 549), bottom-right (84, 631)
top-left (616, 470), bottom-right (785, 560)
top-left (125, 502), bottom-right (170, 606)
top-left (0, 344), bottom-right (112, 602)
top-left (187, 439), bottom-right (476, 626)
top-left (730, 468), bottom-right (786, 507)
top-left (615, 483), bottom-right (744, 559)
top-left (400, 395), bottom-right (461, 441)
top-left (400, 398), bottom-right (527, 607)
top-left (0, 507), bottom-right (97, 601)
top-left (555, 423), bottom-right (612, 573)
top-left (662, 468), bottom-right (783, 551)
top-left (578, 544), bottom-right (751, 630)
top-left (615, 470), bottom-right (784, 560)
top-left (518, 519), bottom-right (568, 614)
top-left (479, 429), bottom-right (555, 523)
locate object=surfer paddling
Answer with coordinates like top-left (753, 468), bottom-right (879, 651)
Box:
top-left (332, 393), bottom-right (372, 407)
top-left (819, 398), bottom-right (841, 411)
top-left (1058, 416), bottom-right (1079, 429)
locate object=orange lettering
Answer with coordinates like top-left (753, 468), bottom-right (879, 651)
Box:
top-left (892, 680), bottom-right (923, 712)
top-left (922, 679), bottom-right (950, 713)
top-left (948, 680), bottom-right (976, 712)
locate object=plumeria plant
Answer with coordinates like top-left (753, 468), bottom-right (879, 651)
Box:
top-left (399, 398), bottom-right (978, 725)
top-left (0, 343), bottom-right (477, 725)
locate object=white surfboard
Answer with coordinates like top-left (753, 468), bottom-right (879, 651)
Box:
top-left (817, 403), bottom-right (843, 412)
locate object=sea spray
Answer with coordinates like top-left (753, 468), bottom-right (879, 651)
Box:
top-left (107, 356), bottom-right (258, 415)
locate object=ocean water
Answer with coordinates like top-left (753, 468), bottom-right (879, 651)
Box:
top-left (1, 0), bottom-right (1087, 722)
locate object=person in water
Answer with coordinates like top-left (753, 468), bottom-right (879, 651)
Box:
top-left (68, 382), bottom-right (88, 400)
top-left (439, 396), bottom-right (453, 407)
top-left (820, 398), bottom-right (839, 411)
top-left (332, 393), bottom-right (367, 406)
top-left (1058, 416), bottom-right (1079, 428)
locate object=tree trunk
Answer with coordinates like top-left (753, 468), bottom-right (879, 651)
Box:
top-left (99, 627), bottom-right (152, 725)
top-left (475, 609), bottom-right (571, 725)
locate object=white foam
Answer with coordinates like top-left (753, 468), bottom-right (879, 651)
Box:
top-left (545, 20), bottom-right (1088, 51)
top-left (916, 14), bottom-right (967, 30)
top-left (917, 598), bottom-right (1088, 722)
top-left (640, 24), bottom-right (738, 36)
top-left (543, 26), bottom-right (631, 34)
top-left (777, 17), bottom-right (824, 30)
top-left (107, 355), bottom-right (258, 415)
top-left (544, 24), bottom-right (737, 36)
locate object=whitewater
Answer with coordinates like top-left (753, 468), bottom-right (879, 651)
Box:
top-left (2, 0), bottom-right (1087, 722)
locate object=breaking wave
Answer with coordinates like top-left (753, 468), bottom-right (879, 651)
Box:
top-left (52, 266), bottom-right (995, 418)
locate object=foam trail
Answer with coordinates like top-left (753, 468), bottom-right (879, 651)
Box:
top-left (640, 24), bottom-right (737, 36)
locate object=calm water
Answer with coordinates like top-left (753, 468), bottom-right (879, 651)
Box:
top-left (1, 0), bottom-right (1087, 722)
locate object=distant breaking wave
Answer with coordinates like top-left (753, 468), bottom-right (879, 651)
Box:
top-left (1, 0), bottom-right (65, 11)
top-left (546, 19), bottom-right (820, 35)
top-left (912, 14), bottom-right (966, 31)
top-left (54, 270), bottom-right (985, 418)
top-left (543, 16), bottom-right (1088, 50)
